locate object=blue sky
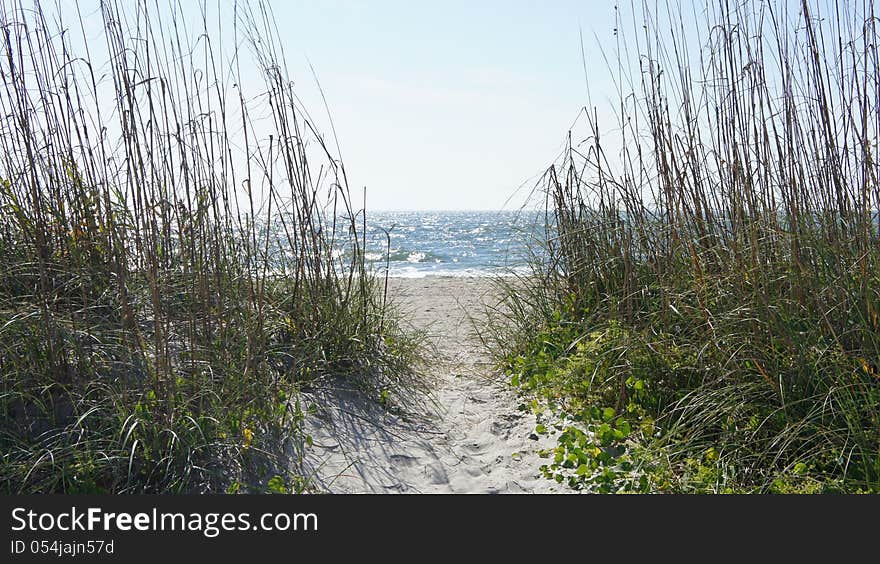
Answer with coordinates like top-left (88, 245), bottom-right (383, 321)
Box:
top-left (269, 0), bottom-right (624, 210)
top-left (52, 0), bottom-right (667, 211)
top-left (50, 1), bottom-right (850, 212)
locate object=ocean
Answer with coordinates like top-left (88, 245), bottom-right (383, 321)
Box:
top-left (356, 210), bottom-right (543, 278)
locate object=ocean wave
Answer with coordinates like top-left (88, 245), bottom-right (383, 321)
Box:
top-left (374, 248), bottom-right (448, 263)
top-left (382, 265), bottom-right (531, 278)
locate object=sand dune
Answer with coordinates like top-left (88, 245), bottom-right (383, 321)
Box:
top-left (298, 277), bottom-right (567, 493)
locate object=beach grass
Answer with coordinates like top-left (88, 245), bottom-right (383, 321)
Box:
top-left (0, 0), bottom-right (420, 493)
top-left (488, 0), bottom-right (880, 493)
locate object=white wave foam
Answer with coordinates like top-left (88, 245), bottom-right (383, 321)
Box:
top-left (383, 265), bottom-right (530, 278)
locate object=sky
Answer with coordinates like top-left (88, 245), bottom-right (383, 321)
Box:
top-left (35, 1), bottom-right (843, 212)
top-left (265, 0), bottom-right (624, 211)
top-left (49, 0), bottom-right (688, 212)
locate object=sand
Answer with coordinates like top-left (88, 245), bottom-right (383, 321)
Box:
top-left (296, 276), bottom-right (567, 493)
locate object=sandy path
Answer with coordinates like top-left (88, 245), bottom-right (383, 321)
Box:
top-left (297, 277), bottom-right (564, 493)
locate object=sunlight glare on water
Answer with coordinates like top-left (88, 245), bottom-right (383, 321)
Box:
top-left (352, 210), bottom-right (544, 278)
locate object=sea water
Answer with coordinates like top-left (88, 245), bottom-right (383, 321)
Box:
top-left (355, 210), bottom-right (544, 278)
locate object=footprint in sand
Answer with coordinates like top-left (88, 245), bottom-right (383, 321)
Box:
top-left (390, 454), bottom-right (417, 467)
top-left (461, 441), bottom-right (488, 455)
top-left (463, 463), bottom-right (485, 478)
top-left (490, 421), bottom-right (512, 437)
top-left (424, 463), bottom-right (449, 485)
